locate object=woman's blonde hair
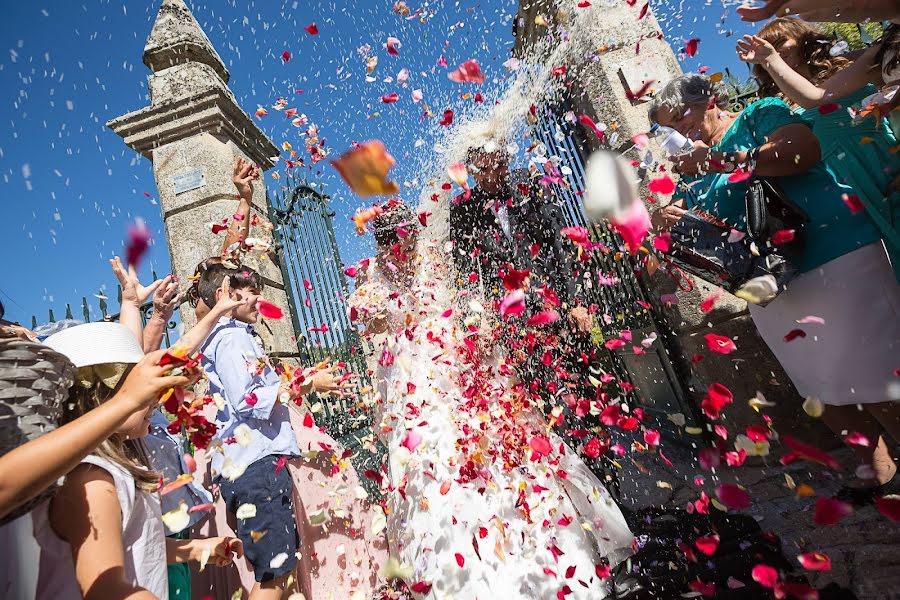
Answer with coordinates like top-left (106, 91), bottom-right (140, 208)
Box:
top-left (64, 370), bottom-right (159, 492)
top-left (753, 18), bottom-right (851, 98)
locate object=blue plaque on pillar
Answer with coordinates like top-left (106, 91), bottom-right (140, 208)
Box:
top-left (172, 169), bottom-right (206, 194)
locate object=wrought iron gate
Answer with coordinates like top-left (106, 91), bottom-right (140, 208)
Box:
top-left (531, 101), bottom-right (694, 423)
top-left (266, 177), bottom-right (378, 454)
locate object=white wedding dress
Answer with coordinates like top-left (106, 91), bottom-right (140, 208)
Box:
top-left (349, 252), bottom-right (633, 599)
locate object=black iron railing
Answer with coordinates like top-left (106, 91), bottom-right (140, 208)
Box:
top-left (30, 272), bottom-right (178, 345)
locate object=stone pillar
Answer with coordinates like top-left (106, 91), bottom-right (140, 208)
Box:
top-left (107, 0), bottom-right (297, 356)
top-left (512, 0), bottom-right (832, 444)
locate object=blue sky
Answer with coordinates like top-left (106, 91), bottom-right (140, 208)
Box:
top-left (0, 0), bottom-right (759, 327)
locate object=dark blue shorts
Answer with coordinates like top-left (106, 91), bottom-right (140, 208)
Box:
top-left (219, 455), bottom-right (299, 582)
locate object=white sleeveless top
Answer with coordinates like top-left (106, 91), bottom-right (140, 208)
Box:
top-left (31, 455), bottom-right (168, 599)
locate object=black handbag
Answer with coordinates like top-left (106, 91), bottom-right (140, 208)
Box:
top-left (661, 176), bottom-right (809, 306)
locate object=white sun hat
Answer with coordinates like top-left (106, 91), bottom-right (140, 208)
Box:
top-left (43, 321), bottom-right (145, 368)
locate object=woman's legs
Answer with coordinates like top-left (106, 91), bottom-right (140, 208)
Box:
top-left (821, 404), bottom-right (897, 486)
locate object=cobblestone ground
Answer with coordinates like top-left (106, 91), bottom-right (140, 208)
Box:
top-left (613, 437), bottom-right (900, 599)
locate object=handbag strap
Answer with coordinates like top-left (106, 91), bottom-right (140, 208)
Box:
top-left (660, 255), bottom-right (695, 292)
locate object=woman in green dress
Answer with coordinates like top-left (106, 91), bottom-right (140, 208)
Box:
top-left (742, 17), bottom-right (900, 283)
top-left (648, 74), bottom-right (900, 504)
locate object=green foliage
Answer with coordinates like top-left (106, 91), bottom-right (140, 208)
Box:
top-left (819, 22), bottom-right (885, 50)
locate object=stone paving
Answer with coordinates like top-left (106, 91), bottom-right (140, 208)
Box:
top-left (612, 434), bottom-right (900, 599)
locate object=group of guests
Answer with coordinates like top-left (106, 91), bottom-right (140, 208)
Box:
top-left (0, 159), bottom-right (383, 600)
top-left (649, 3), bottom-right (900, 502)
top-left (1, 2), bottom-right (900, 599)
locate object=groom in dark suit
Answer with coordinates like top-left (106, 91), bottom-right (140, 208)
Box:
top-left (450, 142), bottom-right (598, 421)
top-left (450, 143), bottom-right (592, 335)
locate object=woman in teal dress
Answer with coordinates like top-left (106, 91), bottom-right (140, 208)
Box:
top-left (648, 74), bottom-right (900, 503)
top-left (748, 17), bottom-right (900, 283)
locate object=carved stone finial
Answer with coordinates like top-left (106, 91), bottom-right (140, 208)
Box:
top-left (143, 0), bottom-right (230, 83)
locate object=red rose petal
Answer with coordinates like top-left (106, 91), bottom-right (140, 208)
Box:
top-left (716, 483), bottom-right (751, 510)
top-left (813, 497), bottom-right (853, 525)
top-left (704, 333), bottom-right (737, 354)
top-left (797, 551), bottom-right (831, 571)
top-left (751, 564), bottom-right (779, 588)
top-left (257, 300), bottom-right (284, 320)
top-left (874, 495), bottom-right (900, 522)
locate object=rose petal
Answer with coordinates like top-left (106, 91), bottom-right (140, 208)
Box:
top-left (257, 300), bottom-right (284, 320)
top-left (813, 497), bottom-right (853, 525)
top-left (797, 552), bottom-right (831, 572)
top-left (330, 141), bottom-right (400, 197)
top-left (716, 483), bottom-right (751, 510)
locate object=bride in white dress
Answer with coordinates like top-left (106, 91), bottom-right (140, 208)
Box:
top-left (349, 199), bottom-right (633, 599)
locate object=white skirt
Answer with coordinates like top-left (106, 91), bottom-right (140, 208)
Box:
top-left (748, 242), bottom-right (900, 406)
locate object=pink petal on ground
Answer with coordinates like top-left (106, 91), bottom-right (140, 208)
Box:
top-left (813, 497), bottom-right (853, 525)
top-left (716, 483), bottom-right (751, 510)
top-left (751, 564), bottom-right (779, 588)
top-left (704, 333), bottom-right (737, 354)
top-left (797, 552), bottom-right (831, 572)
top-left (783, 435), bottom-right (842, 470)
top-left (700, 291), bottom-right (722, 314)
top-left (529, 435), bottom-right (552, 457)
top-left (875, 495), bottom-right (900, 522)
top-left (695, 534), bottom-right (719, 556)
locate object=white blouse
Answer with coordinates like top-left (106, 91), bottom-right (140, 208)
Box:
top-left (31, 455), bottom-right (169, 599)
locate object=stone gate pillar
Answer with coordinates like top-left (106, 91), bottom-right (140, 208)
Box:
top-left (107, 0), bottom-right (298, 357)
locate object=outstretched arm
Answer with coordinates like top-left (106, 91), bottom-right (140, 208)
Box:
top-left (738, 0), bottom-right (900, 23)
top-left (143, 276), bottom-right (181, 352)
top-left (110, 256), bottom-right (163, 347)
top-left (0, 349), bottom-right (196, 521)
top-left (172, 277), bottom-right (247, 356)
top-left (166, 537), bottom-right (243, 567)
top-left (737, 35), bottom-right (882, 109)
top-left (221, 158), bottom-right (260, 255)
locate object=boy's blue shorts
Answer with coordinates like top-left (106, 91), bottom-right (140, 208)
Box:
top-left (220, 455), bottom-right (300, 582)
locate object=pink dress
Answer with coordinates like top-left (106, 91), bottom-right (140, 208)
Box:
top-left (190, 406), bottom-right (387, 599)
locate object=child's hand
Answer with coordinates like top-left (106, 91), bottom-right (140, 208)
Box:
top-left (232, 158), bottom-right (260, 200)
top-left (111, 256), bottom-right (164, 307)
top-left (211, 277), bottom-right (249, 317)
top-left (307, 363), bottom-right (357, 397)
top-left (113, 349), bottom-right (201, 412)
top-left (190, 536), bottom-right (244, 568)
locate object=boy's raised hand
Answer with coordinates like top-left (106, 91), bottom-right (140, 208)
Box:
top-left (232, 157), bottom-right (260, 200)
top-left (211, 277), bottom-right (251, 318)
